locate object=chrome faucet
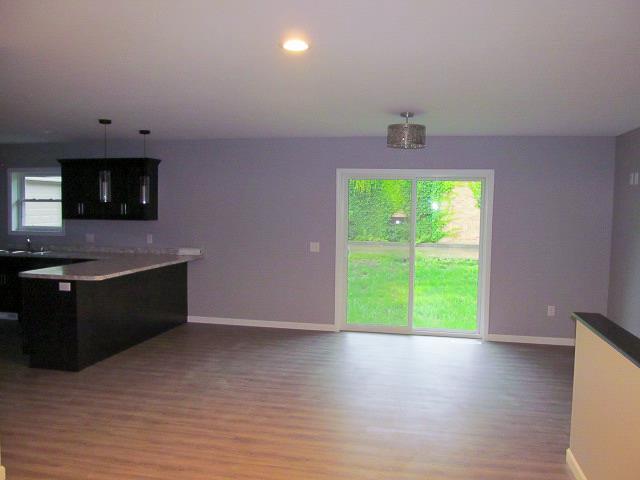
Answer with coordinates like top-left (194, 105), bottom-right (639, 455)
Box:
top-left (26, 236), bottom-right (32, 252)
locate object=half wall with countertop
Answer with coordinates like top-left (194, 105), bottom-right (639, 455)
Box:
top-left (567, 313), bottom-right (640, 480)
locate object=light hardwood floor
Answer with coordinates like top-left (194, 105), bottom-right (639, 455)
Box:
top-left (0, 321), bottom-right (574, 479)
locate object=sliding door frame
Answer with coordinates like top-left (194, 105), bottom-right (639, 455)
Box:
top-left (334, 169), bottom-right (494, 339)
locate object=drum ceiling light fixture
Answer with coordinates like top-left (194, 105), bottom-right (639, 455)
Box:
top-left (387, 112), bottom-right (426, 149)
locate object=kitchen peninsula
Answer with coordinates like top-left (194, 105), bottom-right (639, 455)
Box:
top-left (2, 248), bottom-right (201, 371)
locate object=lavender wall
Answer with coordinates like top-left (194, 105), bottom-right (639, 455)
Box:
top-left (0, 136), bottom-right (615, 338)
top-left (608, 127), bottom-right (640, 338)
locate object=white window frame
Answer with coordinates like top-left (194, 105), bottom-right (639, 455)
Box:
top-left (334, 168), bottom-right (494, 340)
top-left (7, 167), bottom-right (65, 235)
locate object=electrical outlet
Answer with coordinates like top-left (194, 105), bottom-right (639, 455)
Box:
top-left (146, 233), bottom-right (153, 245)
top-left (177, 247), bottom-right (202, 256)
top-left (85, 233), bottom-right (95, 243)
top-left (547, 305), bottom-right (556, 317)
top-left (309, 241), bottom-right (320, 253)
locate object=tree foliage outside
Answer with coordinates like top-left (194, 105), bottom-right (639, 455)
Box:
top-left (415, 180), bottom-right (455, 244)
top-left (348, 179), bottom-right (411, 242)
top-left (467, 181), bottom-right (482, 208)
top-left (348, 179), bottom-right (456, 244)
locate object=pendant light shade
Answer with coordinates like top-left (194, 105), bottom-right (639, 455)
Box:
top-left (387, 112), bottom-right (426, 149)
top-left (139, 129), bottom-right (151, 205)
top-left (98, 119), bottom-right (112, 203)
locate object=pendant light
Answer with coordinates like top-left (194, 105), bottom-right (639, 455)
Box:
top-left (139, 129), bottom-right (150, 157)
top-left (99, 118), bottom-right (111, 156)
top-left (98, 118), bottom-right (112, 203)
top-left (139, 129), bottom-right (151, 205)
top-left (386, 112), bottom-right (426, 149)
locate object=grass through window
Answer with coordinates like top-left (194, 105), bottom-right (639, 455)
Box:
top-left (347, 248), bottom-right (478, 330)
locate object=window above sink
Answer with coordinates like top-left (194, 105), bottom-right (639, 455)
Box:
top-left (8, 168), bottom-right (65, 236)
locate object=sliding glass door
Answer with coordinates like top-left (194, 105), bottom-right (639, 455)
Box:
top-left (346, 179), bottom-right (411, 327)
top-left (337, 170), bottom-right (493, 337)
top-left (412, 179), bottom-right (481, 332)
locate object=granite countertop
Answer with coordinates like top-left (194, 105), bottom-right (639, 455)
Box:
top-left (1, 247), bottom-right (202, 281)
top-left (572, 312), bottom-right (640, 369)
top-left (0, 250), bottom-right (103, 261)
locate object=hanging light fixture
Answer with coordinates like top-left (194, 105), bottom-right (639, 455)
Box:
top-left (139, 129), bottom-right (150, 157)
top-left (99, 118), bottom-right (111, 156)
top-left (98, 118), bottom-right (112, 203)
top-left (386, 112), bottom-right (426, 149)
top-left (139, 129), bottom-right (151, 205)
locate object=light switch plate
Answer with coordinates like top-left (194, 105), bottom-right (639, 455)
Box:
top-left (85, 233), bottom-right (95, 243)
top-left (547, 305), bottom-right (556, 317)
top-left (146, 233), bottom-right (153, 245)
top-left (59, 282), bottom-right (72, 292)
top-left (310, 242), bottom-right (320, 253)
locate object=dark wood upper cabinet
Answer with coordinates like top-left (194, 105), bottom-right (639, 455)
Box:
top-left (58, 158), bottom-right (160, 220)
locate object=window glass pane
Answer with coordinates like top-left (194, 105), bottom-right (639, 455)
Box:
top-left (413, 180), bottom-right (481, 331)
top-left (22, 201), bottom-right (62, 227)
top-left (347, 179), bottom-right (411, 327)
top-left (24, 176), bottom-right (61, 200)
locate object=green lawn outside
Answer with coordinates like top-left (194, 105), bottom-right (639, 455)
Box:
top-left (347, 248), bottom-right (478, 331)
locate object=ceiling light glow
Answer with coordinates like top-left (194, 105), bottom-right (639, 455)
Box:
top-left (282, 39), bottom-right (309, 52)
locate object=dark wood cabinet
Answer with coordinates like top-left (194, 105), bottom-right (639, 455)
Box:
top-left (59, 158), bottom-right (160, 220)
top-left (22, 263), bottom-right (187, 371)
top-left (0, 260), bottom-right (20, 313)
top-left (60, 160), bottom-right (99, 219)
top-left (0, 257), bottom-right (86, 314)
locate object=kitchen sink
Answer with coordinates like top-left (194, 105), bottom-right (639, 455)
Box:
top-left (0, 249), bottom-right (51, 255)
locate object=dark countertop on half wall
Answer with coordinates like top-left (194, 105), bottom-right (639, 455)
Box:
top-left (572, 312), bottom-right (640, 368)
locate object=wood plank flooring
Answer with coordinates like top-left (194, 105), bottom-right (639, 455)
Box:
top-left (0, 321), bottom-right (575, 479)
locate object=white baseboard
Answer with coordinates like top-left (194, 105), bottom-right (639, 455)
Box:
top-left (186, 318), bottom-right (574, 343)
top-left (486, 334), bottom-right (575, 346)
top-left (566, 448), bottom-right (587, 480)
top-left (188, 316), bottom-right (338, 332)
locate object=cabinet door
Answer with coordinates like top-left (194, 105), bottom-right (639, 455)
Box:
top-left (106, 163), bottom-right (155, 220)
top-left (98, 163), bottom-right (129, 219)
top-left (123, 164), bottom-right (146, 219)
top-left (61, 164), bottom-right (84, 219)
top-left (0, 264), bottom-right (11, 311)
top-left (61, 163), bottom-right (101, 219)
top-left (0, 260), bottom-right (20, 313)
top-left (126, 162), bottom-right (158, 220)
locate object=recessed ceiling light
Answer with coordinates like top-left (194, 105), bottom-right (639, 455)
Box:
top-left (282, 38), bottom-right (309, 52)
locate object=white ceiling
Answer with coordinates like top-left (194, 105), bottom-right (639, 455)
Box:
top-left (1, 0), bottom-right (639, 142)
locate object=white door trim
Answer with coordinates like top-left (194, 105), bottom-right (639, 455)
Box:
top-left (334, 168), bottom-right (494, 340)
